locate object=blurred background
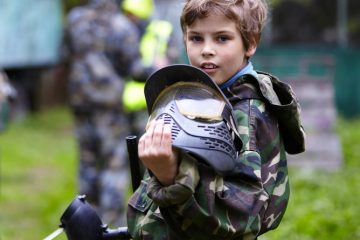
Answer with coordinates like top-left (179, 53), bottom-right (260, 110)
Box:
top-left (0, 0), bottom-right (359, 239)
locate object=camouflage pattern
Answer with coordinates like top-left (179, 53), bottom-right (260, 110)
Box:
top-left (66, 0), bottom-right (153, 227)
top-left (127, 72), bottom-right (305, 239)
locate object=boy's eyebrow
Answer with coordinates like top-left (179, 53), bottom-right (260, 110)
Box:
top-left (187, 30), bottom-right (201, 35)
top-left (187, 29), bottom-right (235, 35)
top-left (215, 30), bottom-right (235, 35)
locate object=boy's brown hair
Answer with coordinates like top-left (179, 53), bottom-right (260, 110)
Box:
top-left (180, 0), bottom-right (268, 51)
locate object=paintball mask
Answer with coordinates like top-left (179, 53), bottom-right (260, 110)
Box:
top-left (144, 65), bottom-right (242, 175)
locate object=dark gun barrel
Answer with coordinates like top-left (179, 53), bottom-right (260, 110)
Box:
top-left (126, 135), bottom-right (142, 192)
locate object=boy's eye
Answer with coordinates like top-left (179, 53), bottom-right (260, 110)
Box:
top-left (189, 35), bottom-right (203, 42)
top-left (217, 36), bottom-right (229, 42)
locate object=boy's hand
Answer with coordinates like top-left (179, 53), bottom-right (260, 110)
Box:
top-left (138, 120), bottom-right (179, 186)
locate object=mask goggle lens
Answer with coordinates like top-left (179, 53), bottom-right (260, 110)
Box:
top-left (150, 82), bottom-right (226, 122)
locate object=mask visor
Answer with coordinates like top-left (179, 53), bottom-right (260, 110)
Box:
top-left (151, 82), bottom-right (226, 123)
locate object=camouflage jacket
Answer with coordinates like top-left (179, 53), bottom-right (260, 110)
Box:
top-left (127, 72), bottom-right (305, 240)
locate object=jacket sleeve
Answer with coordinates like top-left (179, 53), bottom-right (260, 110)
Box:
top-left (146, 97), bottom-right (288, 239)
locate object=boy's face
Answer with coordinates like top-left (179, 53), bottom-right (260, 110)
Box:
top-left (185, 13), bottom-right (256, 85)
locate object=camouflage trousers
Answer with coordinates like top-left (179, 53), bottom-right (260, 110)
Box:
top-left (74, 108), bottom-right (130, 227)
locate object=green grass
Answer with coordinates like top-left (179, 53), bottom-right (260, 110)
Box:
top-left (1, 108), bottom-right (360, 239)
top-left (261, 118), bottom-right (360, 240)
top-left (0, 107), bottom-right (77, 240)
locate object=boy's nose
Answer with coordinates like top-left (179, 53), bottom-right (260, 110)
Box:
top-left (201, 42), bottom-right (215, 57)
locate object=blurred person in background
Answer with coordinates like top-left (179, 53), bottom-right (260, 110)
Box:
top-left (0, 70), bottom-right (16, 132)
top-left (121, 0), bottom-right (180, 137)
top-left (65, 0), bottom-right (162, 227)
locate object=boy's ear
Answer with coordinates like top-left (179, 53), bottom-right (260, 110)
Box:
top-left (246, 44), bottom-right (257, 58)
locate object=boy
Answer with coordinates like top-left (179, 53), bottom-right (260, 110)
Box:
top-left (127, 0), bottom-right (305, 239)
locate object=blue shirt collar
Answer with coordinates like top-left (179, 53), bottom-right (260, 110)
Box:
top-left (219, 62), bottom-right (257, 90)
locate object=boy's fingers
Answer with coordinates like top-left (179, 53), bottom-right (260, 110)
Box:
top-left (143, 120), bottom-right (156, 147)
top-left (162, 123), bottom-right (172, 148)
top-left (145, 118), bottom-right (155, 131)
top-left (138, 134), bottom-right (145, 152)
top-left (139, 118), bottom-right (151, 151)
top-left (153, 120), bottom-right (164, 146)
top-left (142, 119), bottom-right (165, 151)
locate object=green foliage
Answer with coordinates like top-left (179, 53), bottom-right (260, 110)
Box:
top-left (1, 108), bottom-right (360, 239)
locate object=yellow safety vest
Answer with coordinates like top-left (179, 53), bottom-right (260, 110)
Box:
top-left (123, 20), bottom-right (173, 112)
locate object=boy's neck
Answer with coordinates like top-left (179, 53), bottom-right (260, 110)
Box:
top-left (219, 62), bottom-right (257, 90)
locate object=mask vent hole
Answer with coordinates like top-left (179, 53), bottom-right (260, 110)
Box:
top-left (160, 114), bottom-right (180, 141)
top-left (203, 125), bottom-right (231, 140)
top-left (169, 103), bottom-right (176, 113)
top-left (202, 138), bottom-right (234, 155)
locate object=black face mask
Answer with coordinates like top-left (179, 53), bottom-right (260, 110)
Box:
top-left (145, 65), bottom-right (242, 175)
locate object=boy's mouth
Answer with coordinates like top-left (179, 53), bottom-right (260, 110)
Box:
top-left (201, 63), bottom-right (217, 69)
top-left (200, 63), bottom-right (218, 73)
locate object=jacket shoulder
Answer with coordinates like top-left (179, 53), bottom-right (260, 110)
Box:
top-left (256, 71), bottom-right (306, 154)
